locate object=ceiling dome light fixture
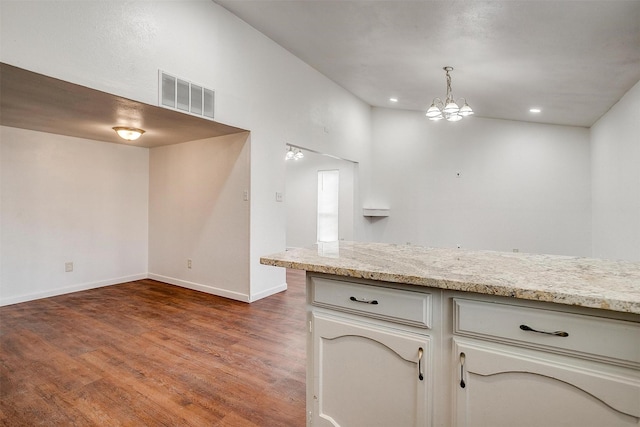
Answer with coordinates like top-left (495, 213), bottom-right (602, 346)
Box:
top-left (113, 126), bottom-right (145, 141)
top-left (425, 66), bottom-right (473, 122)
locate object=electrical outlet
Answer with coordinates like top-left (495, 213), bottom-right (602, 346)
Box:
top-left (456, 244), bottom-right (462, 249)
top-left (513, 249), bottom-right (520, 253)
top-left (275, 192), bottom-right (284, 202)
top-left (243, 190), bottom-right (249, 201)
top-left (187, 259), bottom-right (192, 269)
top-left (65, 262), bottom-right (73, 272)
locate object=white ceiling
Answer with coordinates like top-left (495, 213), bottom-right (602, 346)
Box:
top-left (214, 0), bottom-right (640, 127)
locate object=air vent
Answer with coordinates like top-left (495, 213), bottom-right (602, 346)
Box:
top-left (159, 71), bottom-right (214, 119)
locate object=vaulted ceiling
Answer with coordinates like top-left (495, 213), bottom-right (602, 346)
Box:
top-left (215, 0), bottom-right (640, 127)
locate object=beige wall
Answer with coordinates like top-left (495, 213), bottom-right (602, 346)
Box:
top-left (591, 80), bottom-right (640, 261)
top-left (148, 132), bottom-right (254, 301)
top-left (1, 126), bottom-right (149, 305)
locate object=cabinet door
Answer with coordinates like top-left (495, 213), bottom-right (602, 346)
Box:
top-left (311, 312), bottom-right (431, 427)
top-left (453, 339), bottom-right (640, 427)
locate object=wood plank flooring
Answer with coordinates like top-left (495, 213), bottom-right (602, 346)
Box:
top-left (0, 270), bottom-right (307, 426)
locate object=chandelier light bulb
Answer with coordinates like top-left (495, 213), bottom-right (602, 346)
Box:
top-left (459, 101), bottom-right (474, 117)
top-left (426, 103), bottom-right (442, 118)
top-left (443, 101), bottom-right (460, 114)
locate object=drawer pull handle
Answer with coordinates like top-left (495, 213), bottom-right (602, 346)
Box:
top-left (418, 347), bottom-right (424, 381)
top-left (520, 324), bottom-right (569, 337)
top-left (459, 352), bottom-right (466, 388)
top-left (349, 296), bottom-right (379, 305)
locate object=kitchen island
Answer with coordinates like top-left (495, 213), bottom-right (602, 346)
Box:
top-left (261, 242), bottom-right (640, 427)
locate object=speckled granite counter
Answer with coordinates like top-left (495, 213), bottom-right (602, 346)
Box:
top-left (261, 241), bottom-right (640, 315)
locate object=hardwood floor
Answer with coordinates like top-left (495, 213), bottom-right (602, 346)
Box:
top-left (0, 270), bottom-right (307, 426)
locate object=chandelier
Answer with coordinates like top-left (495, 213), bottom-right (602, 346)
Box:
top-left (425, 66), bottom-right (473, 122)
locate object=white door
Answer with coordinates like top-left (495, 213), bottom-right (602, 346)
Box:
top-left (317, 170), bottom-right (339, 242)
top-left (453, 339), bottom-right (640, 427)
top-left (311, 312), bottom-right (431, 427)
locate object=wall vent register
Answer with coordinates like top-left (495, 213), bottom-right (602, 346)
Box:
top-left (159, 71), bottom-right (215, 119)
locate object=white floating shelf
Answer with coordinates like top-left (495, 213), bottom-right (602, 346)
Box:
top-left (363, 208), bottom-right (390, 217)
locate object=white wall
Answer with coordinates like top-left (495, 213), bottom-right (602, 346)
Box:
top-left (0, 1), bottom-right (372, 300)
top-left (591, 80), bottom-right (640, 261)
top-left (0, 126), bottom-right (149, 305)
top-left (4, 0), bottom-right (629, 307)
top-left (286, 152), bottom-right (356, 248)
top-left (148, 132), bottom-right (253, 301)
top-left (366, 109), bottom-right (592, 256)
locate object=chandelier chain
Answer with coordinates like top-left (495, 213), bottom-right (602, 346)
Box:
top-left (445, 70), bottom-right (453, 101)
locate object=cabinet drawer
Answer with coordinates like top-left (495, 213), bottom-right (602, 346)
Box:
top-left (311, 276), bottom-right (431, 328)
top-left (453, 298), bottom-right (640, 366)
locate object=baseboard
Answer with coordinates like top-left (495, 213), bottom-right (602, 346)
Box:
top-left (0, 273), bottom-right (147, 307)
top-left (1, 273), bottom-right (286, 306)
top-left (147, 273), bottom-right (251, 303)
top-left (249, 282), bottom-right (288, 302)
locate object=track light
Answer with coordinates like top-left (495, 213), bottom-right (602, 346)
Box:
top-left (285, 146), bottom-right (295, 160)
top-left (285, 145), bottom-right (304, 161)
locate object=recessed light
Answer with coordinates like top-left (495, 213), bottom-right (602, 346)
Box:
top-left (389, 97), bottom-right (398, 103)
top-left (529, 108), bottom-right (541, 113)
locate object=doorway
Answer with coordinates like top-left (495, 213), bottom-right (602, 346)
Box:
top-left (285, 150), bottom-right (356, 249)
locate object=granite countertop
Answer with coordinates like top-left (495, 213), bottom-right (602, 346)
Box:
top-left (260, 241), bottom-right (640, 315)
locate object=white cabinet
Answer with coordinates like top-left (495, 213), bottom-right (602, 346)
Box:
top-left (308, 275), bottom-right (434, 427)
top-left (452, 298), bottom-right (640, 427)
top-left (310, 313), bottom-right (431, 427)
top-left (306, 274), bottom-right (640, 427)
